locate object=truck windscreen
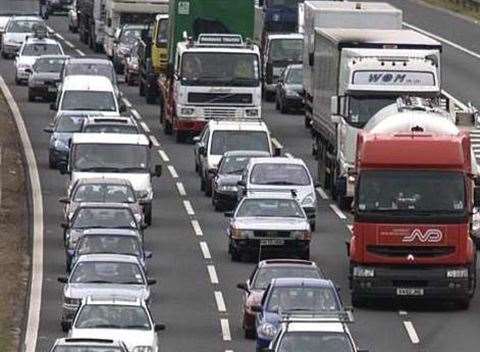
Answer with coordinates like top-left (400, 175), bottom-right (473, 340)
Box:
top-left (73, 144), bottom-right (149, 172)
top-left (357, 170), bottom-right (465, 214)
top-left (347, 95), bottom-right (397, 128)
top-left (181, 53), bottom-right (260, 87)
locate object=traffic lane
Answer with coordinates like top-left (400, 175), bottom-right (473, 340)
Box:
top-left (0, 0), bottom-right (38, 13)
top-left (370, 0), bottom-right (480, 53)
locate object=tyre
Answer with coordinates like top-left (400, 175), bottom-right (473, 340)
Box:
top-left (468, 255), bottom-right (477, 298)
top-left (351, 293), bottom-right (365, 308)
top-left (310, 221), bottom-right (316, 232)
top-left (61, 321), bottom-right (70, 333)
top-left (48, 153), bottom-right (56, 169)
top-left (144, 204), bottom-right (152, 226)
top-left (15, 76), bottom-right (20, 85)
top-left (205, 177), bottom-right (212, 197)
top-left (28, 90), bottom-right (35, 102)
top-left (264, 90), bottom-right (275, 102)
top-left (275, 96), bottom-right (280, 110)
top-left (280, 98), bottom-right (288, 114)
top-left (163, 119), bottom-right (172, 135)
top-left (230, 243), bottom-right (241, 262)
top-left (244, 328), bottom-right (255, 339)
top-left (139, 80), bottom-right (145, 96)
top-left (200, 174), bottom-right (206, 191)
top-left (304, 115), bottom-right (311, 128)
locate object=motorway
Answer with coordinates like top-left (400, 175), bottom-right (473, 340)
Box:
top-left (1, 0), bottom-right (480, 351)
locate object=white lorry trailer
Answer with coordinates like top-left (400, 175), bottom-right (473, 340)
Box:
top-left (311, 28), bottom-right (448, 209)
top-left (103, 0), bottom-right (168, 58)
top-left (303, 1), bottom-right (403, 128)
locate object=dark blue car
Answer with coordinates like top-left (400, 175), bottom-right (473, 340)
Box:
top-left (253, 278), bottom-right (343, 351)
top-left (43, 112), bottom-right (89, 168)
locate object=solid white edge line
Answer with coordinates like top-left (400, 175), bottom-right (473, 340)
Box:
top-left (191, 219), bottom-right (203, 236)
top-left (183, 200), bottom-right (195, 215)
top-left (131, 109), bottom-right (142, 120)
top-left (220, 319), bottom-right (232, 341)
top-left (140, 121), bottom-right (151, 133)
top-left (315, 186), bottom-right (329, 200)
top-left (214, 291), bottom-right (226, 312)
top-left (329, 204), bottom-right (347, 220)
top-left (403, 22), bottom-right (480, 61)
top-left (74, 48), bottom-right (85, 57)
top-left (158, 150), bottom-right (170, 162)
top-left (167, 165), bottom-right (178, 178)
top-left (207, 265), bottom-right (219, 284)
top-left (200, 241), bottom-right (212, 259)
top-left (285, 152), bottom-right (293, 158)
top-left (0, 76), bottom-right (44, 352)
top-left (149, 136), bottom-right (160, 147)
top-left (63, 40), bottom-right (74, 49)
top-left (403, 321), bottom-right (420, 344)
top-left (55, 33), bottom-right (65, 40)
top-left (441, 89), bottom-right (469, 111)
top-left (176, 182), bottom-right (187, 196)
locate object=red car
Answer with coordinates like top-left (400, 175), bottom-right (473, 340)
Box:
top-left (236, 259), bottom-right (323, 338)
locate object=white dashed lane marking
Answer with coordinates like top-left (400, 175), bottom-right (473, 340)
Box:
top-left (131, 109), bottom-right (142, 120)
top-left (329, 204), bottom-right (347, 220)
top-left (200, 241), bottom-right (212, 259)
top-left (183, 200), bottom-right (195, 215)
top-left (167, 165), bottom-right (178, 178)
top-left (63, 40), bottom-right (74, 48)
top-left (214, 291), bottom-right (226, 312)
top-left (220, 319), bottom-right (232, 341)
top-left (74, 49), bottom-right (85, 56)
top-left (403, 321), bottom-right (420, 344)
top-left (315, 186), bottom-right (329, 200)
top-left (140, 122), bottom-right (150, 133)
top-left (207, 265), bottom-right (219, 284)
top-left (176, 182), bottom-right (186, 196)
top-left (159, 150), bottom-right (170, 162)
top-left (149, 136), bottom-right (159, 147)
top-left (191, 220), bottom-right (204, 236)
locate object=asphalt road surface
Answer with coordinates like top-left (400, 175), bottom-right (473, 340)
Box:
top-left (1, 0), bottom-right (480, 351)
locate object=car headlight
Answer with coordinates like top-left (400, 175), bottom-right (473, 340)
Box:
top-left (181, 107), bottom-right (195, 116)
top-left (245, 109), bottom-right (259, 117)
top-left (301, 193), bottom-right (316, 207)
top-left (285, 89), bottom-right (299, 97)
top-left (231, 228), bottom-right (253, 239)
top-left (133, 347), bottom-right (153, 352)
top-left (219, 185), bottom-right (237, 192)
top-left (292, 230), bottom-right (311, 240)
top-left (353, 266), bottom-right (375, 278)
top-left (64, 297), bottom-right (81, 305)
top-left (446, 268), bottom-right (468, 278)
top-left (54, 139), bottom-right (69, 150)
top-left (257, 323), bottom-right (277, 339)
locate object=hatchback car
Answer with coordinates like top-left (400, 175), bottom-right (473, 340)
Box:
top-left (58, 254), bottom-right (155, 331)
top-left (275, 64), bottom-right (304, 113)
top-left (254, 278), bottom-right (343, 350)
top-left (68, 296), bottom-right (165, 352)
top-left (212, 150), bottom-right (271, 211)
top-left (27, 55), bottom-right (69, 101)
top-left (49, 337), bottom-right (128, 352)
top-left (1, 16), bottom-right (45, 58)
top-left (226, 191), bottom-right (311, 261)
top-left (237, 259), bottom-right (323, 338)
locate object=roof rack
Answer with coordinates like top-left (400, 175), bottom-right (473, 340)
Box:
top-left (245, 188), bottom-right (298, 198)
top-left (281, 309), bottom-right (354, 324)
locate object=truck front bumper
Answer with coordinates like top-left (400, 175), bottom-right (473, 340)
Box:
top-left (175, 119), bottom-right (207, 135)
top-left (350, 265), bottom-right (471, 301)
top-left (231, 239), bottom-right (309, 256)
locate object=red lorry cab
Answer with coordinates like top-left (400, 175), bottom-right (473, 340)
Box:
top-left (350, 130), bottom-right (477, 307)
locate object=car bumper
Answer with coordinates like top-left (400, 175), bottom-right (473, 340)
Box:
top-left (350, 265), bottom-right (471, 301)
top-left (2, 44), bottom-right (20, 55)
top-left (213, 190), bottom-right (237, 209)
top-left (285, 95), bottom-right (304, 109)
top-left (16, 68), bottom-right (30, 80)
top-left (175, 119), bottom-right (206, 134)
top-left (303, 206), bottom-right (316, 223)
top-left (29, 85), bottom-right (58, 99)
top-left (231, 239), bottom-right (309, 255)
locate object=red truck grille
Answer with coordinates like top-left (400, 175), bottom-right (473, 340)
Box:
top-left (367, 245), bottom-right (455, 258)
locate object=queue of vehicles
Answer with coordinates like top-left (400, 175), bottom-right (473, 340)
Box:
top-left (2, 0), bottom-right (480, 351)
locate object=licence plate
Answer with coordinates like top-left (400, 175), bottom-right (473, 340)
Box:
top-left (260, 239), bottom-right (284, 246)
top-left (396, 288), bottom-right (424, 296)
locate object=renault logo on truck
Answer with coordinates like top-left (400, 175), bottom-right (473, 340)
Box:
top-left (402, 229), bottom-right (443, 243)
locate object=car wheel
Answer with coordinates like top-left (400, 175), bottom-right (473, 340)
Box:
top-left (28, 90), bottom-right (35, 102)
top-left (205, 176), bottom-right (212, 196)
top-left (48, 153), bottom-right (56, 169)
top-left (245, 328), bottom-right (256, 339)
top-left (139, 80), bottom-right (145, 96)
top-left (275, 95), bottom-right (280, 110)
top-left (163, 119), bottom-right (172, 135)
top-left (200, 174), bottom-right (206, 191)
top-left (144, 203), bottom-right (152, 226)
top-left (351, 293), bottom-right (365, 308)
top-left (280, 98), bottom-right (288, 114)
top-left (15, 75), bottom-right (20, 85)
top-left (230, 244), bottom-right (241, 262)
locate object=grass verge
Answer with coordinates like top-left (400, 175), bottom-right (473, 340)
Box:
top-left (422, 0), bottom-right (480, 21)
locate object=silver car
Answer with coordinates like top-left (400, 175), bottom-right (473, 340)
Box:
top-left (225, 191), bottom-right (312, 262)
top-left (58, 254), bottom-right (156, 331)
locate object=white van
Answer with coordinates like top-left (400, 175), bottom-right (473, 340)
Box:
top-left (51, 75), bottom-right (125, 116)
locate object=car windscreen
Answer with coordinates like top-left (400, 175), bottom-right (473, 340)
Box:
top-left (77, 235), bottom-right (141, 256)
top-left (70, 261), bottom-right (144, 284)
top-left (75, 305), bottom-right (151, 330)
top-left (278, 332), bottom-right (354, 352)
top-left (250, 163), bottom-right (310, 186)
top-left (65, 63), bottom-right (115, 82)
top-left (72, 144), bottom-right (148, 172)
top-left (73, 184), bottom-right (136, 203)
top-left (83, 124), bottom-right (138, 134)
top-left (22, 43), bottom-right (62, 56)
top-left (236, 199), bottom-right (304, 218)
top-left (219, 155), bottom-right (254, 175)
top-left (210, 131), bottom-right (269, 155)
top-left (55, 114), bottom-right (84, 132)
top-left (286, 67), bottom-right (303, 84)
top-left (266, 286), bottom-right (339, 312)
top-left (34, 57), bottom-right (65, 72)
top-left (53, 347), bottom-right (124, 352)
top-left (61, 91), bottom-right (116, 112)
top-left (7, 20), bottom-right (42, 33)
top-left (72, 208), bottom-right (137, 229)
top-left (253, 267), bottom-right (320, 290)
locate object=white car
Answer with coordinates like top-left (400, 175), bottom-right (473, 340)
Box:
top-left (68, 296), bottom-right (165, 352)
top-left (15, 36), bottom-right (64, 84)
top-left (68, 0), bottom-right (78, 32)
top-left (1, 16), bottom-right (45, 58)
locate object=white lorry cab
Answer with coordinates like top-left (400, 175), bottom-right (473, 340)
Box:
top-left (52, 74), bottom-right (124, 116)
top-left (60, 133), bottom-right (162, 225)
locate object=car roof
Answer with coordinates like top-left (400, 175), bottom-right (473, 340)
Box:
top-left (76, 253), bottom-right (140, 264)
top-left (85, 295), bottom-right (143, 306)
top-left (66, 57), bottom-right (113, 66)
top-left (207, 119), bottom-right (268, 132)
top-left (75, 177), bottom-right (133, 186)
top-left (9, 16), bottom-right (42, 21)
top-left (35, 54), bottom-right (69, 60)
top-left (62, 75), bottom-right (114, 91)
top-left (83, 116), bottom-right (136, 125)
top-left (223, 150), bottom-right (271, 157)
top-left (271, 277), bottom-right (334, 288)
top-left (258, 259), bottom-right (318, 268)
top-left (72, 132), bottom-right (149, 145)
top-left (286, 64), bottom-right (303, 70)
top-left (24, 37), bottom-right (59, 45)
top-left (81, 228), bottom-right (141, 237)
top-left (75, 202), bottom-right (133, 209)
top-left (286, 321), bottom-right (346, 333)
top-left (55, 337), bottom-right (122, 346)
top-left (249, 157), bottom-right (306, 166)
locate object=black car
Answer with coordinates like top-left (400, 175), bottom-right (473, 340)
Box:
top-left (275, 64), bottom-right (304, 114)
top-left (212, 150), bottom-right (270, 211)
top-left (47, 0), bottom-right (73, 14)
top-left (27, 55), bottom-right (68, 101)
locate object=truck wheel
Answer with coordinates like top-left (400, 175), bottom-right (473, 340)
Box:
top-left (351, 293), bottom-right (365, 308)
top-left (144, 203), bottom-right (152, 226)
top-left (244, 328), bottom-right (255, 339)
top-left (468, 255), bottom-right (477, 298)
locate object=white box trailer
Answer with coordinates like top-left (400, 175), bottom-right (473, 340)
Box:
top-left (303, 1), bottom-right (402, 126)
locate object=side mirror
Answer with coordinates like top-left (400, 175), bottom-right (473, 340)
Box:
top-left (193, 136), bottom-right (201, 143)
top-left (59, 162), bottom-right (69, 175)
top-left (145, 251), bottom-right (152, 259)
top-left (154, 323), bottom-right (166, 332)
top-left (208, 168), bottom-right (217, 176)
top-left (330, 96), bottom-right (339, 115)
top-left (198, 146), bottom-right (206, 156)
top-left (57, 276), bottom-right (68, 283)
top-left (59, 197), bottom-right (70, 204)
top-left (237, 180), bottom-right (246, 187)
top-left (251, 305), bottom-right (262, 313)
top-left (153, 164), bottom-right (162, 177)
top-left (474, 187), bottom-right (480, 207)
top-left (119, 103), bottom-right (127, 113)
top-left (61, 222), bottom-right (69, 229)
top-left (50, 102), bottom-right (57, 111)
top-left (236, 282), bottom-right (249, 292)
top-left (224, 211), bottom-right (234, 218)
top-left (43, 126), bottom-right (54, 133)
top-left (147, 278), bottom-right (157, 285)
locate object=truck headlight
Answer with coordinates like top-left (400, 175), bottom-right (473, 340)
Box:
top-left (181, 107), bottom-right (195, 116)
top-left (231, 229), bottom-right (252, 239)
top-left (446, 268), bottom-right (468, 278)
top-left (257, 323), bottom-right (277, 339)
top-left (245, 109), bottom-right (259, 117)
top-left (219, 185), bottom-right (237, 192)
top-left (353, 266), bottom-right (375, 278)
top-left (133, 347), bottom-right (153, 352)
top-left (292, 230), bottom-right (311, 240)
top-left (301, 193), bottom-right (316, 207)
